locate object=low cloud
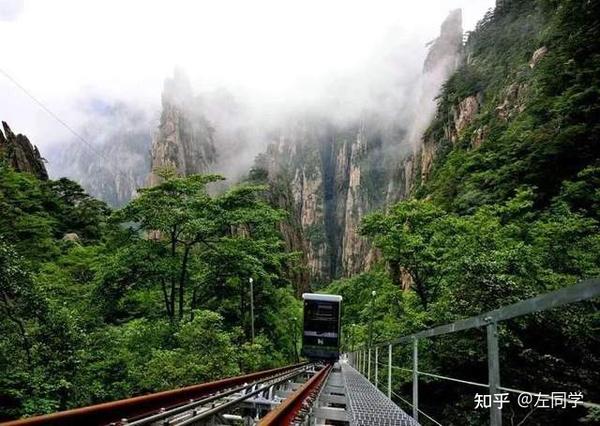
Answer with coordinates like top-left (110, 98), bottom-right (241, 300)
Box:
top-left (0, 0), bottom-right (495, 192)
top-left (0, 0), bottom-right (23, 22)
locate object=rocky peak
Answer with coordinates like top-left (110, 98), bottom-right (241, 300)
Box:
top-left (424, 9), bottom-right (463, 74)
top-left (148, 71), bottom-right (217, 186)
top-left (0, 121), bottom-right (48, 180)
top-left (253, 10), bottom-right (466, 288)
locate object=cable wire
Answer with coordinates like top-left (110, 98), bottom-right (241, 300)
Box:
top-left (376, 378), bottom-right (443, 426)
top-left (0, 67), bottom-right (119, 169)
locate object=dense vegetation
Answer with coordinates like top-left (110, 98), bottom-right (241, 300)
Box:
top-left (0, 162), bottom-right (300, 420)
top-left (2, 1), bottom-right (599, 425)
top-left (328, 0), bottom-right (600, 424)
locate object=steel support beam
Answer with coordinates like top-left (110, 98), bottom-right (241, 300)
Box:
top-left (487, 322), bottom-right (502, 426)
top-left (375, 346), bottom-right (379, 387)
top-left (368, 348), bottom-right (372, 380)
top-left (412, 338), bottom-right (419, 422)
top-left (388, 344), bottom-right (392, 399)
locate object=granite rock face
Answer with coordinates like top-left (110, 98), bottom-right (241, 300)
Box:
top-left (260, 118), bottom-right (387, 286)
top-left (149, 70), bottom-right (217, 186)
top-left (0, 121), bottom-right (48, 180)
top-left (254, 9), bottom-right (464, 288)
top-left (423, 9), bottom-right (464, 76)
top-left (146, 11), bottom-right (464, 290)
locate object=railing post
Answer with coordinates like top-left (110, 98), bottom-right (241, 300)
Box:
top-left (388, 344), bottom-right (392, 399)
top-left (368, 347), bottom-right (372, 380)
top-left (361, 350), bottom-right (363, 372)
top-left (487, 322), bottom-right (502, 426)
top-left (412, 338), bottom-right (419, 421)
top-left (359, 349), bottom-right (362, 373)
top-left (362, 349), bottom-right (366, 374)
top-left (375, 346), bottom-right (379, 387)
top-left (363, 349), bottom-right (366, 374)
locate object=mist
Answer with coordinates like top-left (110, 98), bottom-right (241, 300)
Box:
top-left (0, 0), bottom-right (495, 194)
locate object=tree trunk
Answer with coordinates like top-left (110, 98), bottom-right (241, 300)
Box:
top-left (190, 287), bottom-right (198, 321)
top-left (178, 245), bottom-right (191, 319)
top-left (170, 229), bottom-right (177, 320)
top-left (161, 279), bottom-right (173, 319)
top-left (413, 278), bottom-right (429, 309)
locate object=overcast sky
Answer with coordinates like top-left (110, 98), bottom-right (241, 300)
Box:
top-left (0, 0), bottom-right (495, 148)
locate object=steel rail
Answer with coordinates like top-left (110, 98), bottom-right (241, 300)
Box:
top-left (175, 366), bottom-right (312, 426)
top-left (126, 364), bottom-right (312, 426)
top-left (258, 363), bottom-right (332, 425)
top-left (0, 363), bottom-right (307, 426)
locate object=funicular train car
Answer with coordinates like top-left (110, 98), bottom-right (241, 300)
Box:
top-left (301, 293), bottom-right (342, 361)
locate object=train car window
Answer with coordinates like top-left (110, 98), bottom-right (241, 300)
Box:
top-left (304, 301), bottom-right (339, 334)
top-left (315, 303), bottom-right (333, 318)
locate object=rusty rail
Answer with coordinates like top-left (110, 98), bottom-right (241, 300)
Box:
top-left (258, 363), bottom-right (332, 425)
top-left (1, 363), bottom-right (307, 426)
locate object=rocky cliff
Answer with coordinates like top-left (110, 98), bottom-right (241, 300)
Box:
top-left (0, 121), bottom-right (48, 180)
top-left (404, 0), bottom-right (598, 219)
top-left (147, 11), bottom-right (464, 290)
top-left (148, 70), bottom-right (217, 186)
top-left (256, 10), bottom-right (464, 288)
top-left (258, 117), bottom-right (389, 286)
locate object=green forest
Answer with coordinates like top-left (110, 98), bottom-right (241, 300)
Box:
top-left (1, 0), bottom-right (599, 424)
top-left (0, 165), bottom-right (302, 419)
top-left (327, 0), bottom-right (600, 424)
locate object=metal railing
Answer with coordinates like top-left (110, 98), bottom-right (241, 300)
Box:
top-left (347, 278), bottom-right (600, 425)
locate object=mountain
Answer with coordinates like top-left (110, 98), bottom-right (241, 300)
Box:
top-left (147, 10), bottom-right (464, 290)
top-left (148, 69), bottom-right (217, 187)
top-left (148, 70), bottom-right (276, 189)
top-left (0, 121), bottom-right (48, 180)
top-left (414, 0), bottom-right (600, 215)
top-left (325, 1), bottom-right (600, 423)
top-left (46, 101), bottom-right (152, 207)
top-left (251, 10), bottom-right (464, 288)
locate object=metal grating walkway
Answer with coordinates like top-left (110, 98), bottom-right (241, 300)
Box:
top-left (342, 363), bottom-right (419, 426)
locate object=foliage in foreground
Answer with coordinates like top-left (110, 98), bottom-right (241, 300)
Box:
top-left (331, 188), bottom-right (599, 424)
top-left (0, 162), bottom-right (300, 420)
top-left (328, 0), bottom-right (600, 424)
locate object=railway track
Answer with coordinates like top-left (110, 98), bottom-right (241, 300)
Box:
top-left (1, 362), bottom-right (333, 426)
top-left (258, 363), bottom-right (332, 425)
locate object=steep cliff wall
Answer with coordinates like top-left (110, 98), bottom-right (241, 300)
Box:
top-left (149, 70), bottom-right (217, 186)
top-left (260, 118), bottom-right (387, 284)
top-left (147, 11), bottom-right (464, 289)
top-left (258, 10), bottom-right (463, 287)
top-left (408, 0), bottom-right (600, 218)
top-left (0, 121), bottom-right (48, 180)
